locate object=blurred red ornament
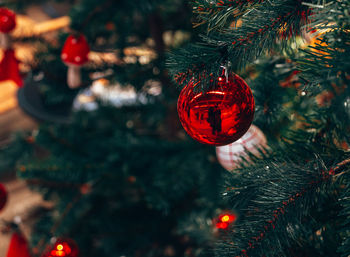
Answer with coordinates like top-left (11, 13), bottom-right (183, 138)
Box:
top-left (61, 35), bottom-right (90, 66)
top-left (279, 70), bottom-right (301, 88)
top-left (0, 8), bottom-right (16, 33)
top-left (177, 70), bottom-right (255, 146)
top-left (0, 183), bottom-right (8, 211)
top-left (43, 239), bottom-right (79, 257)
top-left (127, 176), bottom-right (137, 184)
top-left (6, 232), bottom-right (31, 257)
top-left (61, 34), bottom-right (90, 89)
top-left (0, 49), bottom-right (22, 87)
top-left (25, 136), bottom-right (35, 144)
top-left (215, 213), bottom-right (237, 230)
top-left (80, 184), bottom-right (92, 195)
top-left (0, 8), bottom-right (21, 86)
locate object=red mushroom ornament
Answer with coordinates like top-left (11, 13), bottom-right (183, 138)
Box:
top-left (61, 34), bottom-right (90, 89)
top-left (0, 7), bottom-right (16, 49)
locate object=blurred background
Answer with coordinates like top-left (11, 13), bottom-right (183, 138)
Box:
top-left (1, 1), bottom-right (349, 257)
top-left (0, 1), bottom-right (227, 256)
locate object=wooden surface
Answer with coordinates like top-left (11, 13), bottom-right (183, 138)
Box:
top-left (0, 179), bottom-right (49, 256)
top-left (0, 81), bottom-right (37, 143)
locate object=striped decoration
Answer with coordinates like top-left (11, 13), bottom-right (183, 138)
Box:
top-left (216, 125), bottom-right (267, 171)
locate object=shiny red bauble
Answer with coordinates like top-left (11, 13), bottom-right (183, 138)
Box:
top-left (177, 72), bottom-right (255, 146)
top-left (0, 8), bottom-right (16, 33)
top-left (0, 183), bottom-right (7, 211)
top-left (43, 239), bottom-right (79, 257)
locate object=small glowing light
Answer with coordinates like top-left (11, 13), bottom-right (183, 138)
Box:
top-left (301, 91), bottom-right (306, 96)
top-left (217, 213), bottom-right (237, 228)
top-left (51, 250), bottom-right (66, 257)
top-left (216, 222), bottom-right (229, 229)
top-left (56, 250), bottom-right (66, 256)
top-left (221, 215), bottom-right (230, 222)
top-left (218, 77), bottom-right (224, 81)
top-left (57, 244), bottom-right (64, 251)
top-left (207, 91), bottom-right (226, 95)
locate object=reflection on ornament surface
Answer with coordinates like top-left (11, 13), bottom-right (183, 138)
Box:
top-left (177, 72), bottom-right (255, 146)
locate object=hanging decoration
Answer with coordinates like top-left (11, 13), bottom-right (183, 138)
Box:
top-left (0, 7), bottom-right (22, 87)
top-left (0, 7), bottom-right (16, 49)
top-left (0, 183), bottom-right (7, 211)
top-left (6, 232), bottom-right (31, 257)
top-left (61, 34), bottom-right (90, 89)
top-left (216, 125), bottom-right (267, 171)
top-left (0, 48), bottom-right (22, 86)
top-left (177, 67), bottom-right (255, 145)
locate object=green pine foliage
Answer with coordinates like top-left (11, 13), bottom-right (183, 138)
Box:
top-left (1, 0), bottom-right (349, 256)
top-left (17, 105), bottom-right (224, 256)
top-left (169, 0), bottom-right (350, 256)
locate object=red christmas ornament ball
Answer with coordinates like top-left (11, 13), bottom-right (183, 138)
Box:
top-left (43, 239), bottom-right (79, 257)
top-left (177, 72), bottom-right (255, 146)
top-left (0, 183), bottom-right (8, 211)
top-left (0, 8), bottom-right (16, 33)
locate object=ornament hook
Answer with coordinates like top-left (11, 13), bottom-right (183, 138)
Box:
top-left (219, 65), bottom-right (229, 83)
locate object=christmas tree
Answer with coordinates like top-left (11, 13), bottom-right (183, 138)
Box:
top-left (0, 0), bottom-right (349, 257)
top-left (168, 0), bottom-right (350, 256)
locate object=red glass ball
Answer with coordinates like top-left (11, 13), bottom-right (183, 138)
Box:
top-left (43, 239), bottom-right (79, 257)
top-left (0, 183), bottom-right (7, 211)
top-left (177, 72), bottom-right (255, 146)
top-left (0, 8), bottom-right (16, 33)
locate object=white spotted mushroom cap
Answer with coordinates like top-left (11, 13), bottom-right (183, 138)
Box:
top-left (61, 34), bottom-right (90, 66)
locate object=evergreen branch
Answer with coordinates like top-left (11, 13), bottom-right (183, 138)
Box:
top-left (216, 154), bottom-right (350, 256)
top-left (236, 158), bottom-right (350, 256)
top-left (296, 0), bottom-right (350, 145)
top-left (71, 0), bottom-right (114, 32)
top-left (17, 160), bottom-right (99, 184)
top-left (168, 0), bottom-right (312, 88)
top-left (25, 179), bottom-right (88, 189)
top-left (337, 178), bottom-right (350, 257)
top-left (192, 0), bottom-right (264, 30)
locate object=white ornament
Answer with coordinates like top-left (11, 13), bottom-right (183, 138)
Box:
top-left (216, 125), bottom-right (267, 171)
